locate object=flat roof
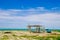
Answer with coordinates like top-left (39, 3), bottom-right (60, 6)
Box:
top-left (28, 25), bottom-right (42, 27)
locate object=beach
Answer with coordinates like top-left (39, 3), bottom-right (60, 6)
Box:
top-left (0, 30), bottom-right (60, 40)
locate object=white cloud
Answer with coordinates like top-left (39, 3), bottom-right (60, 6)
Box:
top-left (0, 7), bottom-right (49, 16)
top-left (25, 13), bottom-right (60, 22)
top-left (0, 7), bottom-right (60, 29)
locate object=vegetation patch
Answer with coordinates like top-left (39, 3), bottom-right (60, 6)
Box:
top-left (0, 35), bottom-right (9, 40)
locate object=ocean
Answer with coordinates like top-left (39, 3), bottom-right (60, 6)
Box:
top-left (0, 29), bottom-right (28, 31)
top-left (0, 29), bottom-right (60, 32)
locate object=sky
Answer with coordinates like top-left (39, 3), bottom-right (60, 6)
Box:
top-left (0, 0), bottom-right (60, 29)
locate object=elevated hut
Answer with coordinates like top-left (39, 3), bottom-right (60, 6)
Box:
top-left (28, 25), bottom-right (45, 33)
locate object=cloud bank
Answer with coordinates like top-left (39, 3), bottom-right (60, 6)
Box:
top-left (0, 7), bottom-right (60, 29)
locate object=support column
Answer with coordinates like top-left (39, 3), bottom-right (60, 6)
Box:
top-left (28, 26), bottom-right (31, 33)
top-left (36, 27), bottom-right (40, 33)
top-left (38, 27), bottom-right (40, 33)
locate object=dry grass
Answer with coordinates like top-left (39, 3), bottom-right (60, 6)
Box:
top-left (0, 31), bottom-right (60, 40)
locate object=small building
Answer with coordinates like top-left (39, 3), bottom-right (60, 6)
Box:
top-left (28, 25), bottom-right (45, 33)
top-left (46, 29), bottom-right (51, 33)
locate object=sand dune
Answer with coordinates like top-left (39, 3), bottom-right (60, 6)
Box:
top-left (0, 31), bottom-right (60, 40)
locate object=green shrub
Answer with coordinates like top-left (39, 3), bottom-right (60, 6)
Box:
top-left (0, 35), bottom-right (9, 40)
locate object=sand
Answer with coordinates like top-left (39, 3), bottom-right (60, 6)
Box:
top-left (0, 31), bottom-right (60, 40)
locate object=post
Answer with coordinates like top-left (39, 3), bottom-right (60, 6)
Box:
top-left (28, 26), bottom-right (31, 33)
top-left (36, 27), bottom-right (40, 33)
top-left (38, 27), bottom-right (40, 33)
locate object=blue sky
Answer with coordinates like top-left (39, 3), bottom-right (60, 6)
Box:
top-left (0, 0), bottom-right (60, 29)
top-left (0, 0), bottom-right (60, 9)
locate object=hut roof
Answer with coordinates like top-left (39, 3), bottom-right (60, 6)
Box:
top-left (28, 25), bottom-right (42, 27)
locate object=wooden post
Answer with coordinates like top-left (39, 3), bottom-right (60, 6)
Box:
top-left (38, 27), bottom-right (40, 33)
top-left (28, 26), bottom-right (31, 33)
top-left (36, 27), bottom-right (40, 33)
top-left (35, 25), bottom-right (37, 32)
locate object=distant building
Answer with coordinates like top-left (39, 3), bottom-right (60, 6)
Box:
top-left (27, 25), bottom-right (45, 33)
top-left (46, 29), bottom-right (51, 33)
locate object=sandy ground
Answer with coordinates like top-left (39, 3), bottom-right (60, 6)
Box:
top-left (0, 31), bottom-right (60, 40)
